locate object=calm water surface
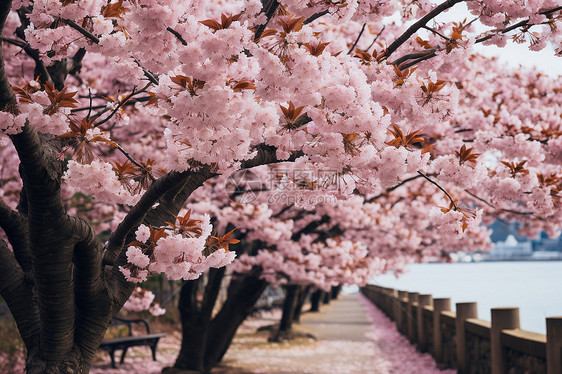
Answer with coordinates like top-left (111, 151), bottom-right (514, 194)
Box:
top-left (370, 261), bottom-right (562, 334)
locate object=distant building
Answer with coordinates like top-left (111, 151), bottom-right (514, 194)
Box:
top-left (490, 234), bottom-right (533, 259)
top-left (533, 232), bottom-right (562, 252)
top-left (486, 221), bottom-right (562, 260)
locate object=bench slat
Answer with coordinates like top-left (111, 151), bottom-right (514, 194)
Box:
top-left (100, 333), bottom-right (166, 346)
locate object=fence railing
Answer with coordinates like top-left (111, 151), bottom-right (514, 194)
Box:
top-left (361, 285), bottom-right (562, 374)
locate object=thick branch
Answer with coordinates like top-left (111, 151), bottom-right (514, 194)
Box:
top-left (0, 3), bottom-right (16, 113)
top-left (62, 18), bottom-right (100, 44)
top-left (107, 144), bottom-right (304, 308)
top-left (200, 267), bottom-right (226, 322)
top-left (0, 199), bottom-right (31, 272)
top-left (69, 217), bottom-right (112, 364)
top-left (240, 144), bottom-right (304, 170)
top-left (292, 214), bottom-right (330, 241)
top-left (304, 10), bottom-right (330, 25)
top-left (103, 170), bottom-right (192, 266)
top-left (385, 0), bottom-right (464, 58)
top-left (11, 126), bottom-right (67, 229)
top-left (0, 238), bottom-right (40, 352)
top-left (254, 0), bottom-right (280, 41)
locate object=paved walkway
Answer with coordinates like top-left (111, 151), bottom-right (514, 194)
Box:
top-left (219, 292), bottom-right (454, 374)
top-left (299, 293), bottom-right (373, 341)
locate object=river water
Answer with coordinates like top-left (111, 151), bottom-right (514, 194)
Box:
top-left (369, 261), bottom-right (562, 334)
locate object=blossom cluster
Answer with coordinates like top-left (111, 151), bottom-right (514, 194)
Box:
top-left (119, 215), bottom-right (236, 283)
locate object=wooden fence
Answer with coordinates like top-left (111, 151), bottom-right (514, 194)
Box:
top-left (361, 285), bottom-right (562, 374)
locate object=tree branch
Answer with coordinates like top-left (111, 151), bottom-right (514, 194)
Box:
top-left (103, 170), bottom-right (192, 266)
top-left (200, 267), bottom-right (226, 322)
top-left (304, 10), bottom-right (330, 25)
top-left (385, 0), bottom-right (464, 58)
top-left (0, 237), bottom-right (40, 353)
top-left (167, 27), bottom-right (188, 45)
top-left (417, 171), bottom-right (458, 210)
top-left (475, 6), bottom-right (562, 44)
top-left (394, 6), bottom-right (562, 69)
top-left (348, 23), bottom-right (366, 55)
top-left (68, 216), bottom-right (112, 363)
top-left (3, 35), bottom-right (52, 85)
top-left (61, 18), bottom-right (100, 44)
top-left (93, 83), bottom-right (151, 128)
top-left (292, 214), bottom-right (330, 241)
top-left (240, 144), bottom-right (304, 170)
top-left (364, 25), bottom-right (385, 53)
top-left (422, 25), bottom-right (450, 41)
top-left (464, 190), bottom-right (533, 216)
top-left (365, 174), bottom-right (424, 203)
top-left (392, 49), bottom-right (436, 67)
top-left (0, 199), bottom-right (31, 272)
top-left (254, 0), bottom-right (280, 41)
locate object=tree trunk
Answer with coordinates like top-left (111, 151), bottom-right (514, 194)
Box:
top-left (323, 291), bottom-right (331, 304)
top-left (309, 289), bottom-right (322, 312)
top-left (173, 279), bottom-right (207, 372)
top-left (279, 285), bottom-right (299, 332)
top-left (171, 273), bottom-right (267, 373)
top-left (293, 285), bottom-right (310, 322)
top-left (331, 285), bottom-right (341, 300)
top-left (204, 275), bottom-right (268, 367)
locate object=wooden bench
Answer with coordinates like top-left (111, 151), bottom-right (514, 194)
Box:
top-left (99, 317), bottom-right (166, 368)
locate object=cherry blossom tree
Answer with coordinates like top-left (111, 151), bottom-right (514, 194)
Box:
top-left (0, 0), bottom-right (560, 373)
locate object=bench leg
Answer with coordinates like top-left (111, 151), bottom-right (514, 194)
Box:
top-left (151, 343), bottom-right (157, 361)
top-left (120, 347), bottom-right (129, 364)
top-left (109, 350), bottom-right (117, 369)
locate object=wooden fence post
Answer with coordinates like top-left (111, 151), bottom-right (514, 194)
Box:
top-left (398, 291), bottom-right (408, 332)
top-left (408, 292), bottom-right (419, 343)
top-left (456, 302), bottom-right (478, 374)
top-left (547, 317), bottom-right (562, 374)
top-left (417, 294), bottom-right (433, 352)
top-left (386, 288), bottom-right (394, 316)
top-left (491, 307), bottom-right (520, 374)
top-left (389, 289), bottom-right (398, 322)
top-left (433, 298), bottom-right (451, 363)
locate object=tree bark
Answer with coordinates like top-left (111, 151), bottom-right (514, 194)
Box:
top-left (309, 289), bottom-right (322, 312)
top-left (331, 285), bottom-right (341, 300)
top-left (205, 275), bottom-right (268, 367)
top-left (171, 273), bottom-right (267, 373)
top-left (323, 291), bottom-right (331, 304)
top-left (293, 285), bottom-right (310, 322)
top-left (279, 285), bottom-right (299, 332)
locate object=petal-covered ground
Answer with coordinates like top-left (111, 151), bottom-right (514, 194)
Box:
top-left (88, 293), bottom-right (454, 374)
